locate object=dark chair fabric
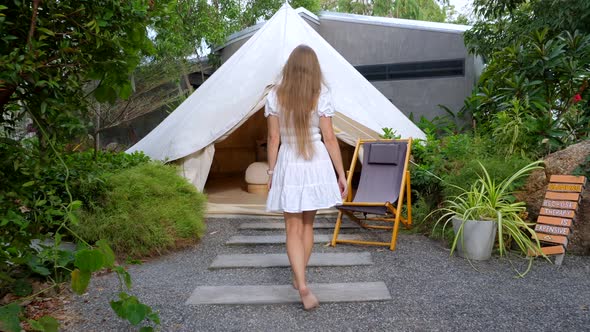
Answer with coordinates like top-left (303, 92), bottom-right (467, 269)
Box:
top-left (337, 141), bottom-right (408, 215)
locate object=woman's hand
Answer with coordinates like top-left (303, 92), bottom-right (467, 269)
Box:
top-left (338, 176), bottom-right (348, 199)
top-left (267, 177), bottom-right (272, 191)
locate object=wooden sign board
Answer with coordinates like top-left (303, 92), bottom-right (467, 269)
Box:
top-left (547, 183), bottom-right (584, 192)
top-left (542, 200), bottom-right (578, 210)
top-left (537, 215), bottom-right (573, 228)
top-left (545, 192), bottom-right (581, 202)
top-left (534, 175), bottom-right (586, 264)
top-left (533, 232), bottom-right (568, 246)
top-left (534, 224), bottom-right (570, 236)
top-left (540, 208), bottom-right (576, 218)
top-left (549, 175), bottom-right (587, 185)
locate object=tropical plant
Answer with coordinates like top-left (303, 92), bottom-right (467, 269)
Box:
top-left (380, 127), bottom-right (401, 139)
top-left (464, 0), bottom-right (590, 157)
top-left (466, 29), bottom-right (590, 156)
top-left (432, 160), bottom-right (544, 275)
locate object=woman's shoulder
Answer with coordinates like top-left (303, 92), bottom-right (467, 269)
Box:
top-left (264, 85), bottom-right (279, 117)
top-left (317, 84), bottom-right (335, 117)
top-left (267, 85), bottom-right (277, 98)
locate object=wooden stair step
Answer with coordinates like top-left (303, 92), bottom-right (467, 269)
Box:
top-left (528, 245), bottom-right (565, 257)
top-left (547, 183), bottom-right (584, 193)
top-left (539, 207), bottom-right (575, 219)
top-left (545, 192), bottom-right (581, 202)
top-left (537, 216), bottom-right (573, 228)
top-left (534, 224), bottom-right (570, 236)
top-left (549, 175), bottom-right (587, 185)
top-left (533, 232), bottom-right (568, 246)
top-left (542, 199), bottom-right (578, 210)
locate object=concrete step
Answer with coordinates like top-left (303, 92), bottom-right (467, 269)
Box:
top-left (209, 252), bottom-right (372, 269)
top-left (226, 234), bottom-right (362, 245)
top-left (239, 221), bottom-right (358, 230)
top-left (185, 282), bottom-right (391, 305)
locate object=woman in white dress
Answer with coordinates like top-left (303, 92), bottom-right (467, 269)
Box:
top-left (265, 45), bottom-right (347, 310)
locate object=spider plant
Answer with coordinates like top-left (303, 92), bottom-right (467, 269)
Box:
top-left (433, 160), bottom-right (544, 268)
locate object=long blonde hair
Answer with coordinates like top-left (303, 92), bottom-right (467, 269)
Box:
top-left (276, 45), bottom-right (322, 160)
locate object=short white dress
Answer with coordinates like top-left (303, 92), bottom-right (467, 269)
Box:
top-left (265, 87), bottom-right (343, 213)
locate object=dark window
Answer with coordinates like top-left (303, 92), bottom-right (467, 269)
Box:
top-left (355, 59), bottom-right (465, 81)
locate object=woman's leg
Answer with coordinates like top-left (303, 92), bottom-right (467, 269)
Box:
top-left (302, 210), bottom-right (317, 267)
top-left (285, 212), bottom-right (319, 310)
top-left (292, 210), bottom-right (316, 290)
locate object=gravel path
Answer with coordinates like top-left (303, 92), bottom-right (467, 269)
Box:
top-left (64, 217), bottom-right (590, 331)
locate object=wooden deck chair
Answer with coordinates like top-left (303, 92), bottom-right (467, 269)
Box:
top-left (331, 138), bottom-right (413, 251)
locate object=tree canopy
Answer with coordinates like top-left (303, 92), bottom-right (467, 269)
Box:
top-left (321, 0), bottom-right (451, 22)
top-left (463, 0), bottom-right (590, 156)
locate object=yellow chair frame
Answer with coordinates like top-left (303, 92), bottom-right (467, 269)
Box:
top-left (331, 138), bottom-right (413, 251)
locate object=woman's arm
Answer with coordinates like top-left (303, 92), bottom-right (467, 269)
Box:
top-left (319, 117), bottom-right (347, 198)
top-left (266, 115), bottom-right (280, 188)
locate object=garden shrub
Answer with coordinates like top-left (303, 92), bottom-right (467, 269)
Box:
top-left (408, 128), bottom-right (534, 236)
top-left (75, 163), bottom-right (207, 257)
top-left (0, 139), bottom-right (149, 294)
top-left (441, 155), bottom-right (532, 198)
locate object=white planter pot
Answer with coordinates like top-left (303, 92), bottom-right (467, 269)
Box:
top-left (451, 217), bottom-right (497, 261)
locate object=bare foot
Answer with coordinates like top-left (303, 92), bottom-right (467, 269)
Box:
top-left (298, 286), bottom-right (319, 311)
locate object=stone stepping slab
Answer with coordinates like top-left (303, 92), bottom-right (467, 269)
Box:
top-left (209, 252), bottom-right (372, 269)
top-left (239, 221), bottom-right (358, 230)
top-left (226, 234), bottom-right (362, 245)
top-left (185, 282), bottom-right (391, 305)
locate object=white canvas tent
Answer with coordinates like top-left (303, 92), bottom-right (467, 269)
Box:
top-left (126, 3), bottom-right (426, 192)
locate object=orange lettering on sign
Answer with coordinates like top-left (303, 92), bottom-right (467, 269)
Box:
top-left (547, 184), bottom-right (583, 192)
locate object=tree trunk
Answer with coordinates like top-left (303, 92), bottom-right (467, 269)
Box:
top-left (181, 60), bottom-right (194, 94)
top-left (94, 104), bottom-right (100, 160)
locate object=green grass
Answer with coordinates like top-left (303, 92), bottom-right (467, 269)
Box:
top-left (75, 162), bottom-right (207, 258)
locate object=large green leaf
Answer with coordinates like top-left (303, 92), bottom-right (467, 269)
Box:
top-left (96, 240), bottom-right (115, 268)
top-left (110, 296), bottom-right (126, 319)
top-left (110, 293), bottom-right (150, 325)
top-left (74, 249), bottom-right (104, 272)
top-left (124, 302), bottom-right (149, 325)
top-left (28, 316), bottom-right (59, 332)
top-left (28, 257), bottom-right (51, 276)
top-left (71, 269), bottom-right (91, 295)
top-left (0, 303), bottom-right (22, 332)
